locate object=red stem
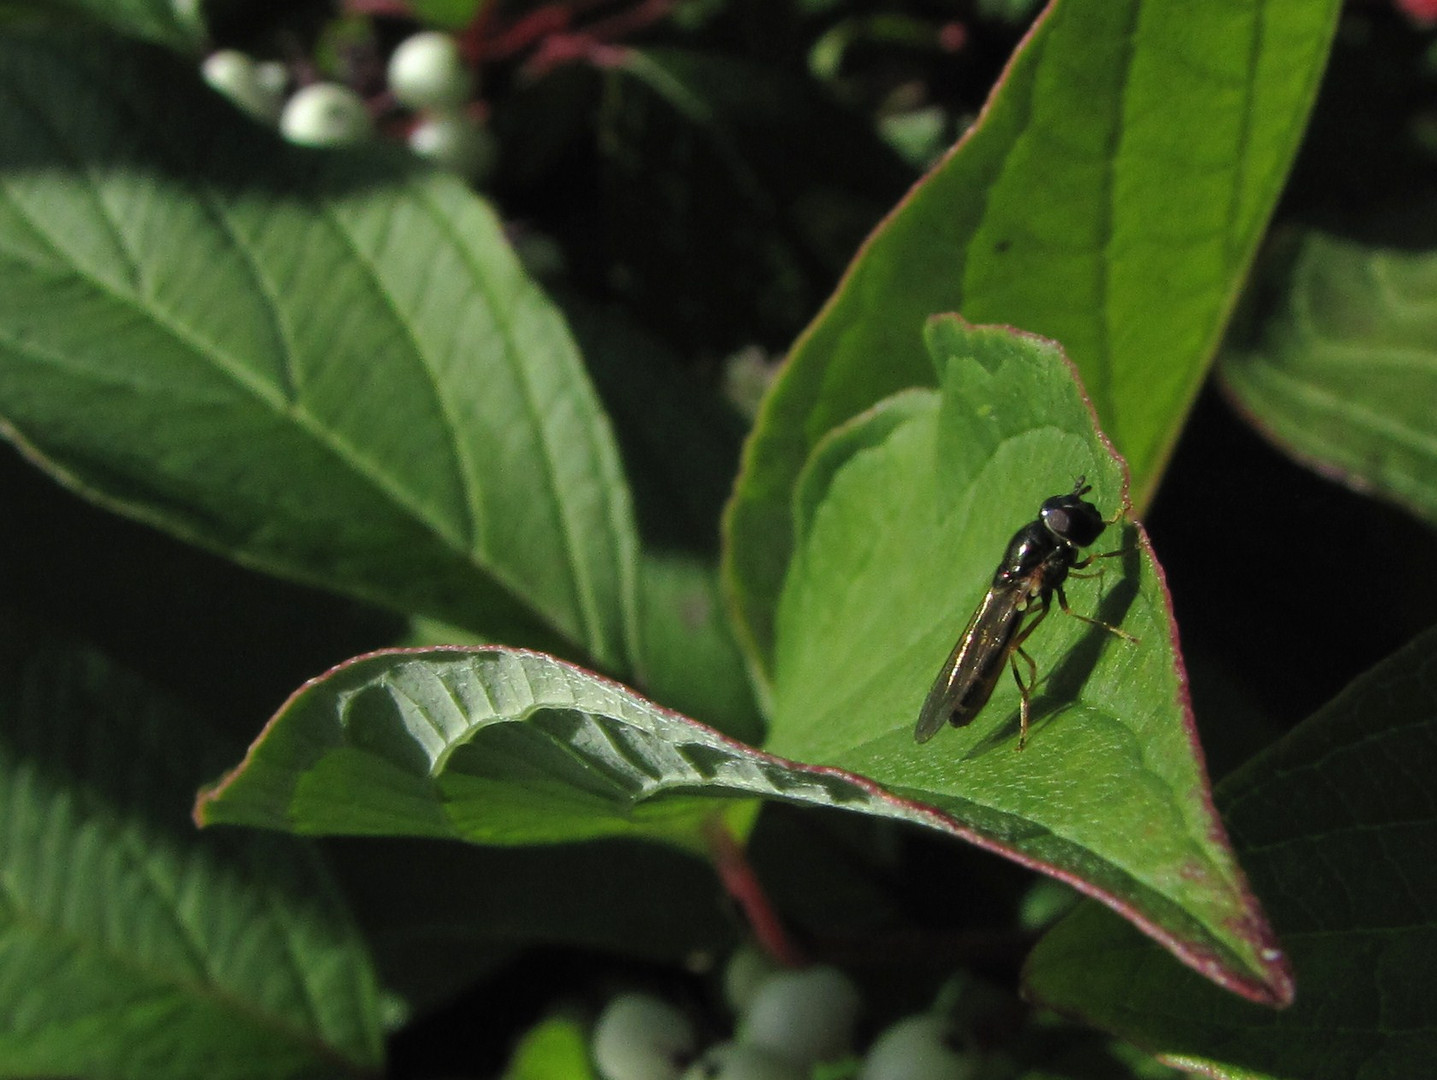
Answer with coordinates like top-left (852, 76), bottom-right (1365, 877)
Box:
top-left (467, 0), bottom-right (674, 69)
top-left (467, 2), bottom-right (574, 61)
top-left (704, 818), bottom-right (805, 968)
top-left (579, 0), bottom-right (674, 40)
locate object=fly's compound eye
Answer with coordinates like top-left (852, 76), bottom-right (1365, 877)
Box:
top-left (1040, 496), bottom-right (1105, 546)
top-left (1042, 505), bottom-right (1072, 534)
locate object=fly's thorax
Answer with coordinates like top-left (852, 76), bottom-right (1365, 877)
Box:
top-left (991, 520), bottom-right (1060, 588)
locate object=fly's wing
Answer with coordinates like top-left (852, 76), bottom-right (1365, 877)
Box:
top-left (914, 585), bottom-right (1025, 743)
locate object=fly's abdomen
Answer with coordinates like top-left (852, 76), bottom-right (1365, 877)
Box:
top-left (913, 586), bottom-right (1025, 742)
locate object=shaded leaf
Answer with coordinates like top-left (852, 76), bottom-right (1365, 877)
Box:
top-left (198, 646), bottom-right (777, 853)
top-left (0, 622), bottom-right (383, 1080)
top-left (724, 0), bottom-right (1341, 679)
top-left (765, 317), bottom-right (1286, 1004)
top-left (5, 0), bottom-right (204, 49)
top-left (636, 552), bottom-right (765, 745)
top-left (1221, 232), bottom-right (1437, 529)
top-left (1014, 1029), bottom-right (1188, 1080)
top-left (1024, 623), bottom-right (1437, 1079)
top-left (563, 297), bottom-right (746, 553)
top-left (602, 47), bottom-right (914, 353)
top-left (327, 836), bottom-right (731, 1016)
top-left (0, 32), bottom-right (639, 673)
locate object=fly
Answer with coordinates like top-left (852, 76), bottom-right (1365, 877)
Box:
top-left (914, 477), bottom-right (1137, 750)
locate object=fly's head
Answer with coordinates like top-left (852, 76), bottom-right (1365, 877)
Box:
top-left (1038, 478), bottom-right (1106, 550)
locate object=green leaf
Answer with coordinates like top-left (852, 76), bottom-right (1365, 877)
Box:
top-left (197, 321), bottom-right (1287, 1005)
top-left (0, 623), bottom-right (383, 1080)
top-left (3, 0), bottom-right (204, 49)
top-left (411, 0), bottom-right (490, 30)
top-left (1024, 624), bottom-right (1437, 1079)
top-left (636, 552), bottom-right (765, 745)
top-left (1221, 232), bottom-right (1437, 529)
top-left (0, 32), bottom-right (639, 674)
top-left (502, 1016), bottom-right (597, 1080)
top-left (724, 0), bottom-right (1341, 679)
top-left (767, 317), bottom-right (1287, 1004)
top-left (195, 646), bottom-right (764, 853)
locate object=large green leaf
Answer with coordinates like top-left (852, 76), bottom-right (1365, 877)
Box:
top-left (766, 316), bottom-right (1285, 1004)
top-left (1221, 232), bottom-right (1437, 529)
top-left (1024, 623), bottom-right (1437, 1080)
top-left (197, 321), bottom-right (1288, 1005)
top-left (0, 32), bottom-right (639, 673)
top-left (0, 623), bottom-right (383, 1079)
top-left (724, 0), bottom-right (1341, 679)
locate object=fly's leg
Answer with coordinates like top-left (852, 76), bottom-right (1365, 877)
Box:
top-left (1070, 543), bottom-right (1131, 577)
top-left (1054, 584), bottom-right (1138, 644)
top-left (1007, 595), bottom-right (1051, 751)
top-left (1010, 645), bottom-right (1039, 751)
top-left (1073, 495), bottom-right (1135, 576)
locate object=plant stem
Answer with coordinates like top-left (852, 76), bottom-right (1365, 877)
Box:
top-left (704, 817), bottom-right (806, 968)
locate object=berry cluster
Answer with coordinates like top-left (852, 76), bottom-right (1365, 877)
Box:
top-left (201, 29), bottom-right (496, 181)
top-left (589, 947), bottom-right (976, 1080)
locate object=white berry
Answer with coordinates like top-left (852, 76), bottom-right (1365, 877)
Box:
top-left (736, 964), bottom-right (860, 1067)
top-left (681, 1042), bottom-right (805, 1080)
top-left (279, 83), bottom-right (372, 146)
top-left (591, 993), bottom-right (696, 1080)
top-left (201, 49), bottom-right (285, 121)
top-left (408, 111), bottom-right (497, 182)
top-left (387, 31), bottom-right (473, 110)
top-left (722, 944), bottom-right (781, 1016)
top-left (859, 1015), bottom-right (975, 1080)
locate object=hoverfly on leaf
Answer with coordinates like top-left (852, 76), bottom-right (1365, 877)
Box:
top-left (915, 478), bottom-right (1137, 750)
